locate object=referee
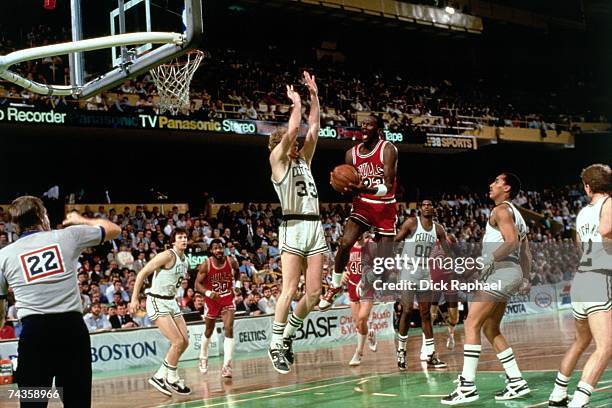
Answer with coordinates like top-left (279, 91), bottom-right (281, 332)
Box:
top-left (0, 196), bottom-right (120, 407)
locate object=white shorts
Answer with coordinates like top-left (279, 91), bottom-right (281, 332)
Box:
top-left (279, 219), bottom-right (328, 258)
top-left (481, 261), bottom-right (522, 300)
top-left (146, 295), bottom-right (181, 321)
top-left (571, 271), bottom-right (612, 320)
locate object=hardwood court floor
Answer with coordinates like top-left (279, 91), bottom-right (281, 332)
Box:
top-left (2, 311), bottom-right (611, 407)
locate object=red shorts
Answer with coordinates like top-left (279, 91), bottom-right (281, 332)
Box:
top-left (204, 294), bottom-right (235, 319)
top-left (348, 279), bottom-right (374, 302)
top-left (350, 197), bottom-right (397, 236)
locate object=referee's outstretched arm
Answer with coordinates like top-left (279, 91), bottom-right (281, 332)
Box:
top-left (62, 211), bottom-right (121, 242)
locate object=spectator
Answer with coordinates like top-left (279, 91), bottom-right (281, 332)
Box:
top-left (176, 278), bottom-right (189, 301)
top-left (116, 244), bottom-right (134, 269)
top-left (109, 302), bottom-right (138, 329)
top-left (83, 302), bottom-right (111, 332)
top-left (190, 293), bottom-right (205, 315)
top-left (234, 289), bottom-right (246, 314)
top-left (131, 296), bottom-right (153, 327)
top-left (243, 292), bottom-right (262, 316)
top-left (0, 322), bottom-right (16, 340)
top-left (105, 279), bottom-right (130, 303)
top-left (239, 259), bottom-right (256, 279)
top-left (257, 286), bottom-right (276, 314)
top-left (180, 288), bottom-right (195, 311)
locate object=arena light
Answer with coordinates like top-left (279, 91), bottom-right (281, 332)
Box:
top-left (445, 6), bottom-right (455, 14)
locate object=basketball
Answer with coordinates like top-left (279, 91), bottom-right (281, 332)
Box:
top-left (331, 164), bottom-right (360, 193)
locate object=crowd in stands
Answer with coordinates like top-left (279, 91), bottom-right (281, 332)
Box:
top-left (0, 183), bottom-right (588, 340)
top-left (1, 22), bottom-right (608, 136)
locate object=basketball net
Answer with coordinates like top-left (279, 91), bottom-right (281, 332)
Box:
top-left (149, 50), bottom-right (204, 116)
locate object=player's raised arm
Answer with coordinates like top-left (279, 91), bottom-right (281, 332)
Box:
top-left (63, 211), bottom-right (121, 241)
top-left (300, 71), bottom-right (319, 165)
top-left (129, 251), bottom-right (173, 314)
top-left (269, 85), bottom-right (302, 163)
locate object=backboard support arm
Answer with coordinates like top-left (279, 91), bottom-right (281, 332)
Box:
top-left (0, 0), bottom-right (203, 98)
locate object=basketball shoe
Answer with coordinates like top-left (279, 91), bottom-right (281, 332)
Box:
top-left (165, 378), bottom-right (192, 395)
top-left (268, 346), bottom-right (290, 374)
top-left (318, 286), bottom-right (342, 311)
top-left (495, 376), bottom-right (530, 400)
top-left (441, 375), bottom-right (479, 405)
top-left (396, 349), bottom-right (407, 371)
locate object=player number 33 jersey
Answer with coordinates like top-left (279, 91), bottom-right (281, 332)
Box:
top-left (272, 157), bottom-right (320, 216)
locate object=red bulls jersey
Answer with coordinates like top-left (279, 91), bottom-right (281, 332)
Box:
top-left (204, 256), bottom-right (234, 298)
top-left (351, 139), bottom-right (396, 202)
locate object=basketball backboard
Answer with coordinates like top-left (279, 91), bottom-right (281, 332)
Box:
top-left (0, 0), bottom-right (203, 98)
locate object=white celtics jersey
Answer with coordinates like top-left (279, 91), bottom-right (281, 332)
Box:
top-left (576, 195), bottom-right (611, 272)
top-left (483, 201), bottom-right (527, 261)
top-left (272, 157), bottom-right (320, 216)
top-left (149, 249), bottom-right (188, 297)
top-left (404, 217), bottom-right (438, 271)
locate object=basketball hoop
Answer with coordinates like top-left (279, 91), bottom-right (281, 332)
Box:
top-left (149, 50), bottom-right (205, 115)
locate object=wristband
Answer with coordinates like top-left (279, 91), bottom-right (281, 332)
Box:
top-left (204, 290), bottom-right (213, 298)
top-left (374, 184), bottom-right (388, 197)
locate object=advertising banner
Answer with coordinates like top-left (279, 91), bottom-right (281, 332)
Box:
top-left (0, 106), bottom-right (412, 143)
top-left (216, 303), bottom-right (394, 353)
top-left (293, 303), bottom-right (394, 347)
top-left (0, 322), bottom-right (218, 373)
top-left (505, 284), bottom-right (558, 317)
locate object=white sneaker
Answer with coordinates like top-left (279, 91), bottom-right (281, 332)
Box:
top-left (494, 376), bottom-right (530, 400)
top-left (198, 358), bottom-right (208, 374)
top-left (367, 329), bottom-right (377, 352)
top-left (420, 352), bottom-right (428, 361)
top-left (349, 352), bottom-right (363, 366)
top-left (441, 376), bottom-right (479, 405)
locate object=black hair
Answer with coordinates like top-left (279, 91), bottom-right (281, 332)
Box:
top-left (209, 238), bottom-right (225, 250)
top-left (501, 172), bottom-right (521, 199)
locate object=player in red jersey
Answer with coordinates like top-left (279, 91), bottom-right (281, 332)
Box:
top-left (319, 114), bottom-right (398, 309)
top-left (429, 235), bottom-right (460, 350)
top-left (195, 239), bottom-right (239, 378)
top-left (344, 233), bottom-right (378, 365)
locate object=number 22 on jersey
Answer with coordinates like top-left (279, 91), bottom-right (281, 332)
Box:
top-left (19, 244), bottom-right (65, 283)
